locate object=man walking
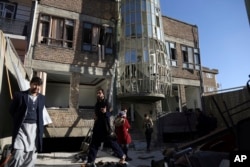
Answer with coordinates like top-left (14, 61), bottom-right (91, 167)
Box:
top-left (83, 88), bottom-right (126, 167)
top-left (8, 76), bottom-right (46, 167)
top-left (143, 114), bottom-right (153, 152)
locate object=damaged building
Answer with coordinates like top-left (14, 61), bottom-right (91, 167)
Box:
top-left (0, 0), bottom-right (219, 149)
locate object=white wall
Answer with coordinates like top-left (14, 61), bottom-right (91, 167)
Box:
top-left (45, 82), bottom-right (108, 108)
top-left (185, 86), bottom-right (202, 110)
top-left (79, 86), bottom-right (97, 107)
top-left (45, 83), bottom-right (70, 108)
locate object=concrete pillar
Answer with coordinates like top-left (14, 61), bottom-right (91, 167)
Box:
top-left (179, 84), bottom-right (187, 112)
top-left (69, 72), bottom-right (80, 113)
top-left (130, 104), bottom-right (134, 122)
top-left (153, 100), bottom-right (163, 147)
top-left (37, 71), bottom-right (47, 95)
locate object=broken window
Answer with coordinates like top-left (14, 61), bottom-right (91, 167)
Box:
top-left (208, 87), bottom-right (214, 92)
top-left (39, 14), bottom-right (74, 48)
top-left (182, 45), bottom-right (194, 69)
top-left (104, 27), bottom-right (113, 54)
top-left (166, 41), bottom-right (177, 66)
top-left (206, 73), bottom-right (213, 79)
top-left (194, 48), bottom-right (200, 70)
top-left (82, 22), bottom-right (113, 54)
top-left (0, 2), bottom-right (16, 19)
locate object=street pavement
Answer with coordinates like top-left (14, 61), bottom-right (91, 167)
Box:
top-left (35, 140), bottom-right (166, 167)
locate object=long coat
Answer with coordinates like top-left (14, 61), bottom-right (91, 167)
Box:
top-left (92, 98), bottom-right (111, 141)
top-left (9, 89), bottom-right (45, 152)
top-left (114, 117), bottom-right (132, 144)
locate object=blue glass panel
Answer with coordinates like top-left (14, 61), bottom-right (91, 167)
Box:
top-left (144, 50), bottom-right (149, 62)
top-left (146, 1), bottom-right (151, 12)
top-left (125, 51), bottom-right (131, 63)
top-left (83, 44), bottom-right (91, 51)
top-left (131, 50), bottom-right (137, 63)
top-left (106, 27), bottom-right (113, 33)
top-left (126, 25), bottom-right (131, 36)
top-left (136, 24), bottom-right (142, 36)
top-left (126, 13), bottom-right (130, 23)
top-left (136, 1), bottom-right (141, 11)
top-left (130, 0), bottom-right (135, 11)
top-left (142, 0), bottom-right (146, 11)
top-left (84, 23), bottom-right (91, 29)
top-left (125, 1), bottom-right (129, 11)
top-left (147, 13), bottom-right (152, 25)
top-left (105, 48), bottom-right (113, 54)
top-left (151, 2), bottom-right (155, 14)
top-left (136, 12), bottom-right (141, 23)
top-left (148, 25), bottom-right (152, 37)
top-left (152, 14), bottom-right (156, 26)
top-left (121, 4), bottom-right (125, 13)
top-left (131, 12), bottom-right (135, 23)
top-left (142, 24), bottom-right (147, 36)
top-left (131, 24), bottom-right (136, 36)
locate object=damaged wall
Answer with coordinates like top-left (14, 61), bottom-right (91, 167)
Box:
top-left (203, 88), bottom-right (250, 128)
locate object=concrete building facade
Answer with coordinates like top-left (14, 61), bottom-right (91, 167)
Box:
top-left (202, 67), bottom-right (219, 95)
top-left (162, 16), bottom-right (203, 112)
top-left (0, 0), bottom-right (219, 145)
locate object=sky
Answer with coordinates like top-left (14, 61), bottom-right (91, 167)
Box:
top-left (160, 0), bottom-right (250, 90)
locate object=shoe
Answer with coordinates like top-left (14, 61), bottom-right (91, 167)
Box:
top-left (81, 162), bottom-right (96, 167)
top-left (125, 157), bottom-right (132, 161)
top-left (119, 155), bottom-right (126, 164)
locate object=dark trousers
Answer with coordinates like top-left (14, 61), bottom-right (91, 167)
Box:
top-left (87, 136), bottom-right (124, 163)
top-left (145, 132), bottom-right (152, 150)
top-left (120, 144), bottom-right (129, 157)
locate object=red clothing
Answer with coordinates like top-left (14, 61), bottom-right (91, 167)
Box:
top-left (114, 117), bottom-right (132, 144)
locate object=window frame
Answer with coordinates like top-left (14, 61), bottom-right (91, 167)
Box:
top-left (206, 73), bottom-right (213, 79)
top-left (166, 41), bottom-right (177, 67)
top-left (181, 45), bottom-right (201, 70)
top-left (194, 48), bottom-right (200, 70)
top-left (82, 22), bottom-right (114, 55)
top-left (0, 2), bottom-right (16, 19)
top-left (38, 14), bottom-right (75, 48)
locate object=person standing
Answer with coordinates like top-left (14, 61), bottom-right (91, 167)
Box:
top-left (143, 114), bottom-right (153, 152)
top-left (84, 88), bottom-right (126, 167)
top-left (8, 76), bottom-right (46, 167)
top-left (114, 108), bottom-right (132, 161)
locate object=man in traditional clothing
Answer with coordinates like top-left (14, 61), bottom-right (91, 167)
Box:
top-left (8, 76), bottom-right (46, 167)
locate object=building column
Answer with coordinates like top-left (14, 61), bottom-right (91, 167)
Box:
top-left (37, 71), bottom-right (47, 96)
top-left (153, 100), bottom-right (163, 147)
top-left (69, 72), bottom-right (80, 113)
top-left (179, 84), bottom-right (187, 112)
top-left (130, 104), bottom-right (134, 122)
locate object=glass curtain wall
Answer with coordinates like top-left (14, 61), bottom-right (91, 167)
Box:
top-left (117, 0), bottom-right (171, 98)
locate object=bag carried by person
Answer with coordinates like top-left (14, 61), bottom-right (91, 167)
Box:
top-left (80, 128), bottom-right (92, 153)
top-left (105, 118), bottom-right (117, 140)
top-left (145, 122), bottom-right (153, 134)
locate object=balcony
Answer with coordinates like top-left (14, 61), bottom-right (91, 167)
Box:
top-left (0, 17), bottom-right (29, 36)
